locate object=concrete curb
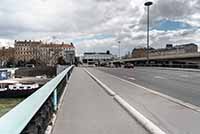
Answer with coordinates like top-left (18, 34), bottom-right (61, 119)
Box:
top-left (85, 68), bottom-right (166, 134)
top-left (84, 69), bottom-right (116, 96)
top-left (114, 95), bottom-right (166, 134)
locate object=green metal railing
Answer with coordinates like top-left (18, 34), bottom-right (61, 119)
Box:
top-left (0, 65), bottom-right (73, 134)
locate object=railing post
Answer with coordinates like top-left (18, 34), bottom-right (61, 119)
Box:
top-left (67, 69), bottom-right (71, 80)
top-left (67, 73), bottom-right (70, 81)
top-left (53, 88), bottom-right (58, 112)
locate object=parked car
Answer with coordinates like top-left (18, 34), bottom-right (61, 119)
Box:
top-left (124, 63), bottom-right (134, 69)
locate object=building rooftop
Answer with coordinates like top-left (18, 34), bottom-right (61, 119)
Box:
top-left (40, 43), bottom-right (74, 48)
top-left (133, 43), bottom-right (198, 53)
top-left (15, 40), bottom-right (42, 44)
top-left (14, 40), bottom-right (75, 48)
top-left (84, 52), bottom-right (111, 55)
top-left (174, 43), bottom-right (198, 48)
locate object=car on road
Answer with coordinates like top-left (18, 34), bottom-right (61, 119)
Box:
top-left (124, 63), bottom-right (134, 69)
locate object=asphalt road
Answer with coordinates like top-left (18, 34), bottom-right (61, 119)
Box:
top-left (97, 67), bottom-right (200, 107)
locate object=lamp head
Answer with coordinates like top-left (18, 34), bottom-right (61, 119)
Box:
top-left (144, 1), bottom-right (153, 6)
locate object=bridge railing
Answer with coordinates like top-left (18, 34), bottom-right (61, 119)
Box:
top-left (0, 65), bottom-right (74, 134)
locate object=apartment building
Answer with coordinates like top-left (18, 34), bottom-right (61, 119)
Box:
top-left (14, 40), bottom-right (75, 66)
top-left (132, 43), bottom-right (198, 58)
top-left (40, 43), bottom-right (75, 66)
top-left (14, 40), bottom-right (42, 62)
top-left (149, 43), bottom-right (198, 56)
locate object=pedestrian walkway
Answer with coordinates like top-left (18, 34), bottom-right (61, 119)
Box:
top-left (87, 68), bottom-right (200, 134)
top-left (52, 68), bottom-right (149, 134)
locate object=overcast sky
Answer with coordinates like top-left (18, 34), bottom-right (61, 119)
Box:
top-left (0, 0), bottom-right (199, 55)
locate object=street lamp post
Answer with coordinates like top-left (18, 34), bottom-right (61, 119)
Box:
top-left (144, 1), bottom-right (153, 65)
top-left (118, 41), bottom-right (121, 60)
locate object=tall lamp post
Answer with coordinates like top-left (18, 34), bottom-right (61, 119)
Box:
top-left (118, 41), bottom-right (121, 60)
top-left (144, 1), bottom-right (153, 65)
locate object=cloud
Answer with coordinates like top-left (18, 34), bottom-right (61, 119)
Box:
top-left (0, 0), bottom-right (199, 55)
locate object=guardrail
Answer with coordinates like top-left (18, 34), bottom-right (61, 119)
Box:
top-left (134, 63), bottom-right (200, 69)
top-left (0, 65), bottom-right (74, 134)
top-left (113, 52), bottom-right (200, 63)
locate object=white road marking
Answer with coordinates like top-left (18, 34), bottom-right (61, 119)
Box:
top-left (154, 76), bottom-right (166, 79)
top-left (124, 76), bottom-right (136, 80)
top-left (128, 77), bottom-right (136, 80)
top-left (180, 75), bottom-right (189, 78)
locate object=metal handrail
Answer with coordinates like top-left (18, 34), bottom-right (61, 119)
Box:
top-left (0, 65), bottom-right (73, 134)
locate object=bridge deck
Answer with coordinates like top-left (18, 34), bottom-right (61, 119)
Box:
top-left (52, 68), bottom-right (148, 134)
top-left (86, 67), bottom-right (200, 134)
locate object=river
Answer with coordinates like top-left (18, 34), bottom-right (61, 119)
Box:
top-left (0, 98), bottom-right (23, 117)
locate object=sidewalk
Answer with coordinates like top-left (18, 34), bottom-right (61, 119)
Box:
top-left (52, 68), bottom-right (149, 134)
top-left (87, 68), bottom-right (200, 134)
